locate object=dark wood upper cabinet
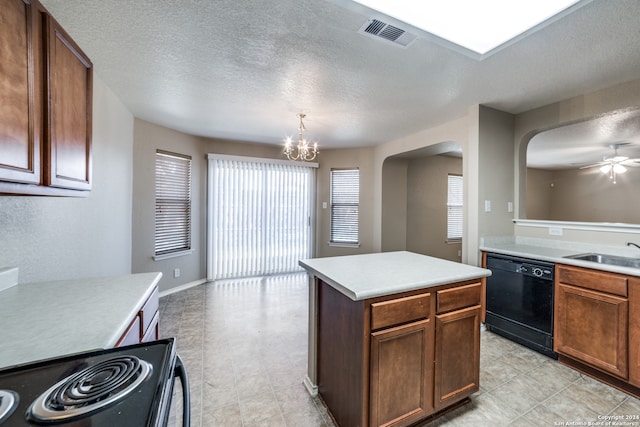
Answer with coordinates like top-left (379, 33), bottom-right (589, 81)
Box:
top-left (0, 0), bottom-right (92, 196)
top-left (42, 10), bottom-right (92, 190)
top-left (0, 0), bottom-right (41, 185)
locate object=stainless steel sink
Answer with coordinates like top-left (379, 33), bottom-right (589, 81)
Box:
top-left (564, 253), bottom-right (640, 268)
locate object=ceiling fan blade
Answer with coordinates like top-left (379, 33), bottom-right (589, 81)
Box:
top-left (578, 162), bottom-right (606, 169)
top-left (621, 158), bottom-right (640, 167)
top-left (605, 155), bottom-right (629, 162)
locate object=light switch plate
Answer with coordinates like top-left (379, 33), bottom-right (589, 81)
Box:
top-left (484, 200), bottom-right (491, 212)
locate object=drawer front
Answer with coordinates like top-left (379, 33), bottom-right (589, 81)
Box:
top-left (371, 293), bottom-right (431, 330)
top-left (557, 265), bottom-right (627, 297)
top-left (142, 311), bottom-right (159, 343)
top-left (140, 287), bottom-right (159, 335)
top-left (436, 282), bottom-right (482, 314)
top-left (117, 316), bottom-right (141, 347)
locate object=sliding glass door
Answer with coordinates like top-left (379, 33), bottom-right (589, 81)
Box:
top-left (207, 155), bottom-right (316, 280)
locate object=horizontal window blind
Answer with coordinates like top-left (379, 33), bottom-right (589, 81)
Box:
top-left (208, 158), bottom-right (314, 280)
top-left (155, 151), bottom-right (192, 256)
top-left (330, 168), bottom-right (359, 245)
top-left (447, 174), bottom-right (463, 241)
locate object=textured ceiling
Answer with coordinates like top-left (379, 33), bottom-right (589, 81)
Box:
top-left (39, 0), bottom-right (640, 160)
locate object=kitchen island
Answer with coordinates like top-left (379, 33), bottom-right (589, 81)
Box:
top-left (300, 251), bottom-right (491, 427)
top-left (0, 272), bottom-right (161, 369)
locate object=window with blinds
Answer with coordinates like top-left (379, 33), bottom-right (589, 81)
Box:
top-left (330, 168), bottom-right (360, 245)
top-left (155, 151), bottom-right (192, 257)
top-left (447, 174), bottom-right (463, 242)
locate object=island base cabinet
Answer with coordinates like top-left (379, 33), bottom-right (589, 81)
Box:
top-left (370, 319), bottom-right (433, 427)
top-left (315, 279), bottom-right (482, 427)
top-left (434, 305), bottom-right (481, 410)
top-left (116, 286), bottom-right (159, 347)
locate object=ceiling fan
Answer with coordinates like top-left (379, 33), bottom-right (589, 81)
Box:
top-left (579, 143), bottom-right (640, 183)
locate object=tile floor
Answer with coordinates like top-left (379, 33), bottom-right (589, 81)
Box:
top-left (160, 273), bottom-right (640, 427)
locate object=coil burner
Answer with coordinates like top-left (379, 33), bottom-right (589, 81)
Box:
top-left (27, 355), bottom-right (152, 423)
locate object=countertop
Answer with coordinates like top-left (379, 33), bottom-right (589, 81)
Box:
top-left (0, 272), bottom-right (161, 369)
top-left (299, 251), bottom-right (491, 301)
top-left (480, 236), bottom-right (640, 277)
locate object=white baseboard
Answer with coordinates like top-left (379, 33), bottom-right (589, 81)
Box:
top-left (303, 375), bottom-right (318, 396)
top-left (159, 278), bottom-right (207, 297)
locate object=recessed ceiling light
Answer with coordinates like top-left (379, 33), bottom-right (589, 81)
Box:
top-left (352, 0), bottom-right (586, 55)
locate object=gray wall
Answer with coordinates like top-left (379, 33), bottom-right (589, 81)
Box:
top-left (131, 119), bottom-right (208, 292)
top-left (132, 120), bottom-right (289, 292)
top-left (477, 106), bottom-right (516, 238)
top-left (0, 76), bottom-right (134, 283)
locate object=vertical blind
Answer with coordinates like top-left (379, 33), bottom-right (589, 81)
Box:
top-left (155, 151), bottom-right (192, 256)
top-left (330, 168), bottom-right (359, 245)
top-left (447, 174), bottom-right (463, 241)
top-left (208, 157), bottom-right (314, 280)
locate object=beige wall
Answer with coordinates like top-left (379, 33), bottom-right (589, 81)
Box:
top-left (514, 78), bottom-right (640, 244)
top-left (406, 155), bottom-right (462, 261)
top-left (526, 167), bottom-right (640, 223)
top-left (315, 147), bottom-right (376, 258)
top-left (381, 159), bottom-right (408, 252)
top-left (526, 168), bottom-right (553, 220)
top-left (0, 75), bottom-right (134, 283)
top-left (374, 114), bottom-right (478, 262)
top-left (515, 79), bottom-right (640, 219)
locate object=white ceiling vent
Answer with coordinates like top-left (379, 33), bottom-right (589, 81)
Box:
top-left (358, 18), bottom-right (417, 48)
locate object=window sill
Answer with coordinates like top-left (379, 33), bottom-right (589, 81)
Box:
top-left (153, 250), bottom-right (193, 261)
top-left (329, 242), bottom-right (360, 248)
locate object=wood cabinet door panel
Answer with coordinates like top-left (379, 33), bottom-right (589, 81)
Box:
top-left (0, 0), bottom-right (41, 184)
top-left (43, 14), bottom-right (92, 190)
top-left (555, 283), bottom-right (628, 379)
top-left (370, 319), bottom-right (434, 427)
top-left (434, 305), bottom-right (480, 410)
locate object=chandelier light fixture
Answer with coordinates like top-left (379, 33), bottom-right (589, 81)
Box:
top-left (284, 113), bottom-right (318, 162)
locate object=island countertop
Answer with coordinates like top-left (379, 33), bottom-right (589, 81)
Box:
top-left (0, 272), bottom-right (161, 369)
top-left (299, 251), bottom-right (491, 301)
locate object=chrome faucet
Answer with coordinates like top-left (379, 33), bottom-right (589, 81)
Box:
top-left (626, 242), bottom-right (640, 250)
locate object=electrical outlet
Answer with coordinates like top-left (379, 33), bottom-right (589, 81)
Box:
top-left (548, 227), bottom-right (563, 236)
top-left (173, 268), bottom-right (181, 278)
top-left (484, 200), bottom-right (491, 212)
top-left (507, 201), bottom-right (513, 213)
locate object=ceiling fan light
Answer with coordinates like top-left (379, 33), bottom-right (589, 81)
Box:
top-left (600, 164), bottom-right (612, 174)
top-left (613, 163), bottom-right (627, 174)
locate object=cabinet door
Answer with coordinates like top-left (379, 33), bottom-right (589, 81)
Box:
top-left (555, 282), bottom-right (628, 379)
top-left (370, 319), bottom-right (434, 427)
top-left (629, 278), bottom-right (640, 387)
top-left (0, 0), bottom-right (41, 185)
top-left (42, 12), bottom-right (92, 190)
top-left (434, 305), bottom-right (480, 411)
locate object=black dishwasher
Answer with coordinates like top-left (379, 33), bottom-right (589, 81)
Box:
top-left (485, 253), bottom-right (557, 359)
